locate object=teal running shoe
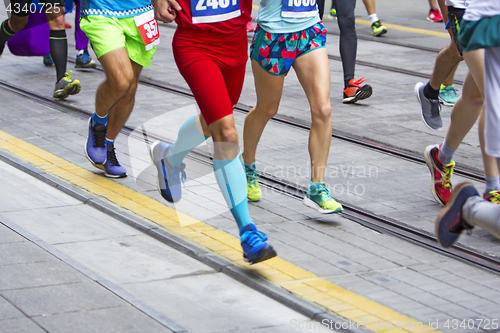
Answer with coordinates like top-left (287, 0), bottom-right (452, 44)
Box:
top-left (438, 85), bottom-right (459, 106)
top-left (303, 182), bottom-right (343, 214)
top-left (245, 162), bottom-right (261, 202)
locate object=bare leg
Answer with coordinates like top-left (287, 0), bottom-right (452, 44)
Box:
top-left (429, 41), bottom-right (462, 91)
top-left (242, 61), bottom-right (285, 165)
top-left (292, 48), bottom-right (332, 183)
top-left (362, 0), bottom-right (375, 15)
top-left (96, 48), bottom-right (142, 140)
top-left (444, 70), bottom-right (483, 149)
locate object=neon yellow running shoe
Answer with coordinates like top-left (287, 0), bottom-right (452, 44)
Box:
top-left (483, 190), bottom-right (500, 204)
top-left (303, 182), bottom-right (343, 214)
top-left (329, 8), bottom-right (337, 18)
top-left (245, 162), bottom-right (261, 202)
top-left (371, 20), bottom-right (387, 37)
top-left (54, 71), bottom-right (81, 99)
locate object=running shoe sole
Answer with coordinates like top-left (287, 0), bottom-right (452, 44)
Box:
top-left (373, 28), bottom-right (387, 37)
top-left (343, 85), bottom-right (372, 104)
top-left (435, 182), bottom-right (476, 248)
top-left (149, 141), bottom-right (182, 203)
top-left (303, 196), bottom-right (343, 214)
top-left (85, 149), bottom-right (106, 171)
top-left (104, 170), bottom-right (127, 178)
top-left (54, 80), bottom-right (81, 99)
top-left (438, 96), bottom-right (455, 107)
top-left (424, 144), bottom-right (448, 206)
top-left (243, 244), bottom-right (277, 264)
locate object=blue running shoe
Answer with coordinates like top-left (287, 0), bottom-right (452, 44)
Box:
top-left (85, 118), bottom-right (107, 170)
top-left (103, 144), bottom-right (127, 178)
top-left (150, 141), bottom-right (186, 203)
top-left (43, 54), bottom-right (54, 67)
top-left (435, 182), bottom-right (477, 248)
top-left (75, 49), bottom-right (97, 69)
top-left (241, 224), bottom-right (277, 264)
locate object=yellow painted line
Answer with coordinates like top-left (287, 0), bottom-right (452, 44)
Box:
top-left (0, 129), bottom-right (441, 333)
top-left (354, 19), bottom-right (449, 38)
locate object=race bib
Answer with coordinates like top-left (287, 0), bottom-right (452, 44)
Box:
top-left (134, 10), bottom-right (160, 51)
top-left (281, 0), bottom-right (317, 18)
top-left (191, 0), bottom-right (241, 24)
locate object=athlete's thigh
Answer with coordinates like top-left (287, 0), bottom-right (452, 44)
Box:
top-left (293, 47), bottom-right (330, 108)
top-left (180, 59), bottom-right (234, 126)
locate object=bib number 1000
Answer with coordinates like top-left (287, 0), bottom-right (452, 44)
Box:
top-left (196, 0), bottom-right (238, 10)
top-left (287, 0), bottom-right (316, 6)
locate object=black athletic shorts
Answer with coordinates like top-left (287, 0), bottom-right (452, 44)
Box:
top-left (7, 0), bottom-right (64, 17)
top-left (447, 6), bottom-right (465, 55)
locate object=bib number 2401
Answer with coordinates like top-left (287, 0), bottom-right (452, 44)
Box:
top-left (191, 0), bottom-right (241, 24)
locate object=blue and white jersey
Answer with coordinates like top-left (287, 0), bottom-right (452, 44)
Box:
top-left (81, 0), bottom-right (153, 18)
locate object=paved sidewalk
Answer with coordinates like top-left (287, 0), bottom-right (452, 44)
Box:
top-left (0, 158), bottom-right (331, 333)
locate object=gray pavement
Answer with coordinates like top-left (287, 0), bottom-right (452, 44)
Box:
top-left (0, 158), bottom-right (331, 333)
top-left (1, 1), bottom-right (500, 333)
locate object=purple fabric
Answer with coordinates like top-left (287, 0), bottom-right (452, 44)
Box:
top-left (7, 11), bottom-right (50, 56)
top-left (74, 0), bottom-right (88, 50)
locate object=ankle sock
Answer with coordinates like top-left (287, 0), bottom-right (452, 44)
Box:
top-left (369, 14), bottom-right (379, 25)
top-left (438, 141), bottom-right (456, 165)
top-left (424, 82), bottom-right (439, 100)
top-left (91, 113), bottom-right (108, 126)
top-left (485, 176), bottom-right (499, 193)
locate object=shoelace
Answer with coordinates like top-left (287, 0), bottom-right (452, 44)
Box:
top-left (441, 162), bottom-right (455, 189)
top-left (350, 77), bottom-right (365, 88)
top-left (372, 21), bottom-right (382, 28)
top-left (107, 146), bottom-right (121, 166)
top-left (430, 99), bottom-right (442, 117)
top-left (316, 185), bottom-right (333, 201)
top-left (92, 124), bottom-right (106, 148)
top-left (64, 70), bottom-right (74, 81)
top-left (244, 230), bottom-right (268, 247)
top-left (485, 191), bottom-right (500, 204)
top-left (246, 169), bottom-right (258, 187)
top-left (170, 162), bottom-right (187, 185)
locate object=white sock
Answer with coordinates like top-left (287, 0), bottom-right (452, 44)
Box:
top-left (369, 14), bottom-right (379, 25)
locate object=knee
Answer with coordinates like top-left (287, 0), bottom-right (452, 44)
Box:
top-left (213, 126), bottom-right (239, 145)
top-left (253, 104), bottom-right (279, 120)
top-left (9, 17), bottom-right (28, 32)
top-left (312, 103), bottom-right (332, 123)
top-left (109, 72), bottom-right (135, 95)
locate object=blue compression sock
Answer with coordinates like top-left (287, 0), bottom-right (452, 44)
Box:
top-left (213, 156), bottom-right (252, 235)
top-left (438, 140), bottom-right (456, 165)
top-left (167, 115), bottom-right (208, 168)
